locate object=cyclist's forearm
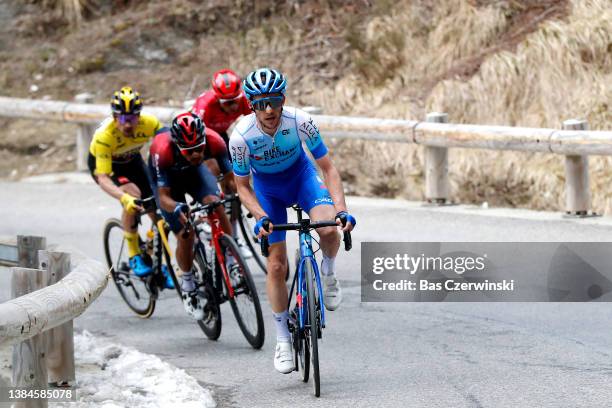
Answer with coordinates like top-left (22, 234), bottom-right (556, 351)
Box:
top-left (158, 188), bottom-right (177, 213)
top-left (236, 179), bottom-right (267, 220)
top-left (321, 167), bottom-right (347, 213)
top-left (97, 174), bottom-right (126, 200)
top-left (224, 173), bottom-right (237, 193)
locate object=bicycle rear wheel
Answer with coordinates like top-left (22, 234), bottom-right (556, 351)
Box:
top-left (194, 247), bottom-right (222, 340)
top-left (103, 218), bottom-right (155, 318)
top-left (221, 234), bottom-right (265, 349)
top-left (304, 258), bottom-right (321, 397)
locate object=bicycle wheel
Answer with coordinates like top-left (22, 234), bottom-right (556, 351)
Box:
top-left (194, 247), bottom-right (222, 340)
top-left (290, 280), bottom-right (309, 383)
top-left (304, 258), bottom-right (321, 397)
top-left (236, 206), bottom-right (267, 274)
top-left (103, 218), bottom-right (155, 318)
top-left (220, 234), bottom-right (265, 349)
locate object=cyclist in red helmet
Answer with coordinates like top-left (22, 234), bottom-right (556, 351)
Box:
top-left (148, 112), bottom-right (236, 320)
top-left (192, 69), bottom-right (253, 257)
top-left (191, 69), bottom-right (251, 150)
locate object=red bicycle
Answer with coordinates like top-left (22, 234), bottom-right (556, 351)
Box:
top-left (185, 194), bottom-right (265, 349)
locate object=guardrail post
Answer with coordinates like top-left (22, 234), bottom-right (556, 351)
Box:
top-left (11, 267), bottom-right (48, 408)
top-left (39, 251), bottom-right (75, 387)
top-left (562, 119), bottom-right (590, 216)
top-left (17, 236), bottom-right (47, 269)
top-left (74, 93), bottom-right (95, 172)
top-left (13, 236), bottom-right (48, 407)
top-left (424, 112), bottom-right (449, 204)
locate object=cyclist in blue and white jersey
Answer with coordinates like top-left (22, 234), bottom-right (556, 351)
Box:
top-left (229, 68), bottom-right (356, 374)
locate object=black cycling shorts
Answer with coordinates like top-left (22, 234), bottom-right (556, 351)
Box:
top-left (87, 153), bottom-right (153, 199)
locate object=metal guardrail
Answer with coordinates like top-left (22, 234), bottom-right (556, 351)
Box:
top-left (0, 242), bottom-right (17, 266)
top-left (1, 95), bottom-right (610, 215)
top-left (0, 235), bottom-right (108, 401)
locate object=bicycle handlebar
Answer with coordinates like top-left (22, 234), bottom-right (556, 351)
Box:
top-left (260, 220), bottom-right (352, 257)
top-left (134, 196), bottom-right (157, 213)
top-left (182, 194), bottom-right (240, 239)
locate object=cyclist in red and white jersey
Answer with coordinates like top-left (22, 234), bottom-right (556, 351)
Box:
top-left (191, 69), bottom-right (251, 151)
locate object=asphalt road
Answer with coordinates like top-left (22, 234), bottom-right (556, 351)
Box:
top-left (2, 179), bottom-right (612, 407)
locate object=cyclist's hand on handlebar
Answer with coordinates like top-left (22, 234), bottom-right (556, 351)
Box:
top-left (254, 216), bottom-right (272, 239)
top-left (335, 211), bottom-right (356, 232)
top-left (173, 202), bottom-right (190, 226)
top-left (120, 193), bottom-right (143, 214)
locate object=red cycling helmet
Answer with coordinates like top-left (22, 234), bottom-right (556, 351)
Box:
top-left (211, 69), bottom-right (242, 100)
top-left (171, 112), bottom-right (206, 149)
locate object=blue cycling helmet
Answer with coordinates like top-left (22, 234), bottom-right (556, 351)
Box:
top-left (243, 68), bottom-right (287, 100)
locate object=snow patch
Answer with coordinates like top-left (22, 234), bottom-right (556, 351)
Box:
top-left (55, 331), bottom-right (215, 408)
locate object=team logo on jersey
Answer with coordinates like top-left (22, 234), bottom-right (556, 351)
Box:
top-left (299, 118), bottom-right (320, 143)
top-left (231, 145), bottom-right (247, 166)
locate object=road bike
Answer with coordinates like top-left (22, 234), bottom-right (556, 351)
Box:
top-left (103, 197), bottom-right (179, 318)
top-left (188, 194), bottom-right (265, 348)
top-left (103, 195), bottom-right (265, 348)
top-left (260, 205), bottom-right (352, 396)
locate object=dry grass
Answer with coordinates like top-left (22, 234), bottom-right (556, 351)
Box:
top-left (2, 0), bottom-right (610, 214)
top-left (27, 0), bottom-right (93, 25)
top-left (321, 0), bottom-right (612, 214)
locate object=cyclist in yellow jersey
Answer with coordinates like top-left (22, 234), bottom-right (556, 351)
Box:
top-left (88, 87), bottom-right (163, 278)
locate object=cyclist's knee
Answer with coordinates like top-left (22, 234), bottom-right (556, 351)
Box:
top-left (267, 259), bottom-right (287, 280)
top-left (317, 225), bottom-right (339, 242)
top-left (202, 194), bottom-right (219, 204)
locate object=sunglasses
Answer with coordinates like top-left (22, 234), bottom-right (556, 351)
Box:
top-left (218, 95), bottom-right (241, 105)
top-left (179, 143), bottom-right (206, 156)
top-left (251, 96), bottom-right (284, 111)
top-left (117, 114), bottom-right (140, 125)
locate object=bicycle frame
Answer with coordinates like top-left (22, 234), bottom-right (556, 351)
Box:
top-left (195, 206), bottom-right (236, 299)
top-left (295, 231), bottom-right (326, 330)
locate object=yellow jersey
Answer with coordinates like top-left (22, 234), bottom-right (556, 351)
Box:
top-left (89, 113), bottom-right (161, 175)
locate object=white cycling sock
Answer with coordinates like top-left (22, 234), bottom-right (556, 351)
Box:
top-left (181, 271), bottom-right (195, 293)
top-left (273, 310), bottom-right (291, 342)
top-left (321, 254), bottom-right (336, 277)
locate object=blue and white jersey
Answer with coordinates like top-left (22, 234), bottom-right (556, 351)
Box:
top-left (228, 107), bottom-right (328, 178)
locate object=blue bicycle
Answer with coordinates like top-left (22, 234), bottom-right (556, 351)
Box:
top-left (261, 205), bottom-right (351, 397)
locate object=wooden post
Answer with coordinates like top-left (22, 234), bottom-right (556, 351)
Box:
top-left (424, 112), bottom-right (449, 204)
top-left (17, 236), bottom-right (46, 269)
top-left (74, 92), bottom-right (95, 172)
top-left (39, 251), bottom-right (75, 387)
top-left (11, 267), bottom-right (48, 408)
top-left (562, 119), bottom-right (590, 216)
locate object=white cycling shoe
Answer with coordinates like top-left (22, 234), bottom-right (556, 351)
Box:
top-left (323, 275), bottom-right (343, 311)
top-left (274, 341), bottom-right (295, 374)
top-left (236, 237), bottom-right (253, 259)
top-left (182, 289), bottom-right (205, 321)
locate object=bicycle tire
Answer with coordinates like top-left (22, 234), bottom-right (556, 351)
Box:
top-left (220, 234), bottom-right (265, 349)
top-left (194, 248), bottom-right (222, 340)
top-left (236, 206), bottom-right (267, 273)
top-left (305, 258), bottom-right (321, 397)
top-left (103, 218), bottom-right (155, 318)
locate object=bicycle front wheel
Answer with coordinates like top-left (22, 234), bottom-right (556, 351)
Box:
top-left (305, 258), bottom-right (321, 397)
top-left (194, 247), bottom-right (222, 340)
top-left (221, 234), bottom-right (265, 349)
top-left (103, 218), bottom-right (155, 318)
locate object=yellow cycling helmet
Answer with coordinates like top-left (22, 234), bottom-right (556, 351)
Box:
top-left (110, 86), bottom-right (143, 115)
